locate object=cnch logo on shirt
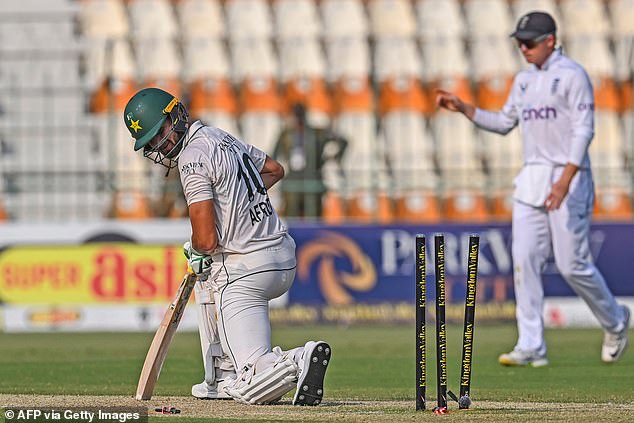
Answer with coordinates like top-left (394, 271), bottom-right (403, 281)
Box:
top-left (522, 106), bottom-right (557, 121)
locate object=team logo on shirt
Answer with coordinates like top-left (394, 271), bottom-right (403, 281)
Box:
top-left (551, 78), bottom-right (560, 95)
top-left (522, 106), bottom-right (557, 121)
top-left (519, 83), bottom-right (528, 94)
top-left (577, 103), bottom-right (595, 111)
top-left (181, 162), bottom-right (204, 175)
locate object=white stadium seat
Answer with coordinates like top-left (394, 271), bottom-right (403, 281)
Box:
top-left (240, 111), bottom-right (282, 154)
top-left (610, 0), bottom-right (634, 36)
top-left (374, 37), bottom-right (422, 82)
top-left (324, 37), bottom-right (371, 81)
top-left (565, 35), bottom-right (616, 80)
top-left (471, 35), bottom-right (519, 81)
top-left (272, 0), bottom-right (321, 40)
top-left (320, 0), bottom-right (368, 40)
top-left (559, 0), bottom-right (610, 37)
top-left (367, 0), bottom-right (417, 38)
top-left (230, 38), bottom-right (278, 82)
top-left (79, 0), bottom-right (129, 39)
top-left (278, 38), bottom-right (327, 82)
top-left (421, 36), bottom-right (469, 82)
top-left (183, 37), bottom-right (231, 82)
top-left (127, 0), bottom-right (178, 40)
top-left (336, 111), bottom-right (380, 193)
top-left (225, 0), bottom-right (273, 40)
top-left (432, 112), bottom-right (485, 191)
top-left (133, 38), bottom-right (182, 81)
top-left (464, 0), bottom-right (513, 37)
top-left (176, 0), bottom-right (225, 39)
top-left (415, 0), bottom-right (465, 40)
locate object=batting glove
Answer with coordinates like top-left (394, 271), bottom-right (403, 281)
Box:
top-left (183, 241), bottom-right (213, 279)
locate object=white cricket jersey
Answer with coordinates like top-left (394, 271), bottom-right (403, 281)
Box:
top-left (473, 48), bottom-right (595, 169)
top-left (178, 121), bottom-right (288, 255)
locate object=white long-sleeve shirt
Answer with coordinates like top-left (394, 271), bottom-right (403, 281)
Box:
top-left (473, 48), bottom-right (595, 169)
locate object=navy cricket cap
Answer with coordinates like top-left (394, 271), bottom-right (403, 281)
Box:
top-left (511, 11), bottom-right (556, 40)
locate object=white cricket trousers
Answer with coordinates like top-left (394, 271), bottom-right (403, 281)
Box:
top-left (212, 234), bottom-right (298, 372)
top-left (511, 170), bottom-right (624, 354)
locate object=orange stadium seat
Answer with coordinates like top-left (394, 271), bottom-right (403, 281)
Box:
top-left (111, 191), bottom-right (153, 219)
top-left (240, 77), bottom-right (282, 114)
top-left (594, 77), bottom-right (622, 112)
top-left (143, 77), bottom-right (183, 100)
top-left (621, 81), bottom-right (633, 113)
top-left (332, 77), bottom-right (373, 115)
top-left (594, 189), bottom-right (633, 221)
top-left (189, 78), bottom-right (238, 118)
top-left (321, 191), bottom-right (346, 223)
top-left (283, 76), bottom-right (332, 120)
top-left (347, 191), bottom-right (394, 224)
top-left (378, 77), bottom-right (432, 116)
top-left (90, 77), bottom-right (137, 113)
top-left (395, 191), bottom-right (441, 223)
top-left (476, 76), bottom-right (514, 110)
top-left (443, 189), bottom-right (490, 222)
top-left (0, 200), bottom-right (7, 221)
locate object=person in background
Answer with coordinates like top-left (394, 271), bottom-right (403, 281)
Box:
top-left (124, 87), bottom-right (332, 405)
top-left (436, 11), bottom-right (630, 366)
top-left (273, 103), bottom-right (347, 218)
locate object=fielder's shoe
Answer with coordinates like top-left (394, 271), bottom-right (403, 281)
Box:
top-left (293, 341), bottom-right (331, 406)
top-left (498, 348), bottom-right (549, 367)
top-left (602, 305), bottom-right (631, 363)
top-left (191, 378), bottom-right (233, 399)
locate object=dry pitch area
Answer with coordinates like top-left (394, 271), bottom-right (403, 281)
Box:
top-left (2, 394), bottom-right (634, 422)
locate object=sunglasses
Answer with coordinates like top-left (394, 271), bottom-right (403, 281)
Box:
top-left (515, 33), bottom-right (552, 49)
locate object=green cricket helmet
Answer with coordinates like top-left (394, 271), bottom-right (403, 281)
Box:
top-left (123, 87), bottom-right (189, 169)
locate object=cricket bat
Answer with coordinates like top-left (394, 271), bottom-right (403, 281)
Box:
top-left (135, 271), bottom-right (197, 400)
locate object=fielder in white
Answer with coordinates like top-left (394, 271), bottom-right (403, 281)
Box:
top-left (436, 11), bottom-right (630, 366)
top-left (124, 88), bottom-right (331, 405)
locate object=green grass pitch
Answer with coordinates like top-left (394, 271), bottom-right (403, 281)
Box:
top-left (1, 324), bottom-right (633, 422)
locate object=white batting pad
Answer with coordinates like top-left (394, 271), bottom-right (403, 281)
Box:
top-left (225, 348), bottom-right (299, 405)
top-left (197, 302), bottom-right (235, 389)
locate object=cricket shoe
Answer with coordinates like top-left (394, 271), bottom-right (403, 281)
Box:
top-left (293, 341), bottom-right (331, 406)
top-left (498, 348), bottom-right (548, 367)
top-left (602, 305), bottom-right (631, 363)
top-left (191, 378), bottom-right (234, 399)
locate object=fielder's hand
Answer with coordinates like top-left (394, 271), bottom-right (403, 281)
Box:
top-left (435, 89), bottom-right (464, 112)
top-left (183, 241), bottom-right (212, 279)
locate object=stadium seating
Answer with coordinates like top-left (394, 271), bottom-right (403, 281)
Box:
top-left (176, 0), bottom-right (225, 40)
top-left (320, 0), bottom-right (368, 40)
top-left (1, 0), bottom-right (633, 223)
top-left (415, 0), bottom-right (465, 40)
top-left (367, 0), bottom-right (417, 39)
